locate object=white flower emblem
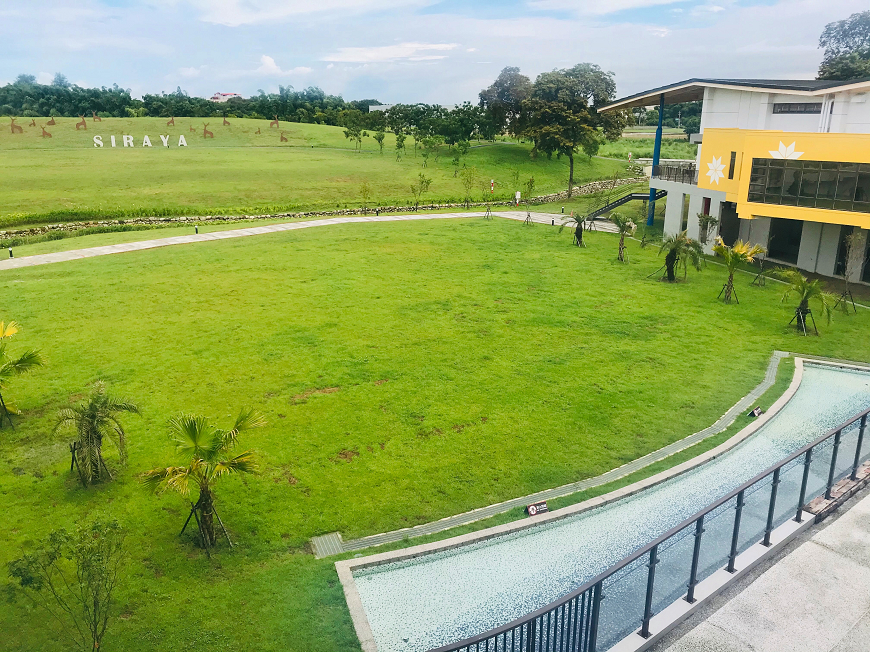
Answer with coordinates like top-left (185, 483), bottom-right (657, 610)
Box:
top-left (769, 141), bottom-right (803, 160)
top-left (706, 156), bottom-right (725, 185)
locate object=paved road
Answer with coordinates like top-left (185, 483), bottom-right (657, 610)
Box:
top-left (0, 212), bottom-right (617, 272)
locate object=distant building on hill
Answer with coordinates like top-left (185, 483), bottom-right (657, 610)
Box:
top-left (209, 92), bottom-right (243, 103)
top-left (369, 104), bottom-right (457, 112)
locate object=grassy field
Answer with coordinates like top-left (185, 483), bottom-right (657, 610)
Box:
top-left (0, 117), bottom-right (629, 226)
top-left (3, 217), bottom-right (870, 651)
top-left (598, 137), bottom-right (697, 160)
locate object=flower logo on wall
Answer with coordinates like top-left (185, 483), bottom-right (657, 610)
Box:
top-left (706, 156), bottom-right (725, 185)
top-left (769, 141), bottom-right (803, 160)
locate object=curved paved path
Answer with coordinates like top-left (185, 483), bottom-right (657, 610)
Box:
top-left (0, 211), bottom-right (617, 271)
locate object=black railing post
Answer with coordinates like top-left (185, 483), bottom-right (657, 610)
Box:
top-left (796, 448), bottom-right (812, 523)
top-left (685, 516), bottom-right (704, 604)
top-left (588, 581), bottom-right (603, 652)
top-left (727, 490), bottom-right (745, 573)
top-left (763, 468), bottom-right (781, 547)
top-left (640, 545), bottom-right (659, 638)
top-left (825, 430), bottom-right (843, 500)
top-left (851, 415), bottom-right (867, 481)
top-left (525, 618), bottom-right (535, 652)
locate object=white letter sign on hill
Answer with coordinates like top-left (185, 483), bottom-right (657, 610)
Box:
top-left (93, 135), bottom-right (103, 148)
top-left (160, 135), bottom-right (170, 147)
top-left (89, 134), bottom-right (190, 148)
top-left (110, 135), bottom-right (116, 147)
top-left (142, 135), bottom-right (152, 147)
top-left (123, 135), bottom-right (134, 147)
top-left (178, 135), bottom-right (187, 147)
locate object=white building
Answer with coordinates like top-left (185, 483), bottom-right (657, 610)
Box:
top-left (209, 92), bottom-right (243, 103)
top-left (602, 78), bottom-right (870, 282)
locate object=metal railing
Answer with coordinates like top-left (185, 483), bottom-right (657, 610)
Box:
top-left (430, 404), bottom-right (870, 652)
top-left (652, 165), bottom-right (698, 185)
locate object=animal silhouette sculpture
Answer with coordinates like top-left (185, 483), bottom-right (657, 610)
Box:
top-left (280, 132), bottom-right (288, 142)
top-left (166, 117), bottom-right (175, 126)
top-left (189, 125), bottom-right (196, 133)
top-left (46, 116), bottom-right (56, 126)
top-left (203, 123), bottom-right (214, 139)
top-left (222, 116), bottom-right (230, 126)
top-left (10, 118), bottom-right (22, 134)
top-left (75, 116), bottom-right (87, 130)
top-left (41, 126), bottom-right (52, 138)
top-left (255, 128), bottom-right (261, 134)
top-left (270, 115), bottom-right (279, 128)
top-left (92, 111), bottom-right (101, 122)
top-left (29, 118), bottom-right (36, 127)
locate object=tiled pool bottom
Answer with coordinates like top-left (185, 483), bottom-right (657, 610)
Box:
top-left (353, 363), bottom-right (870, 652)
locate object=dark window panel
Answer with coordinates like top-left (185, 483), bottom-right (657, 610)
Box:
top-left (856, 173), bottom-right (870, 203)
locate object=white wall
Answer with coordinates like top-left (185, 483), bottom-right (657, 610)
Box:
top-left (816, 223), bottom-right (842, 277)
top-left (797, 221), bottom-right (823, 272)
top-left (700, 88), bottom-right (870, 135)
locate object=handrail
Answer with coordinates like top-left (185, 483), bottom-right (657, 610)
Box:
top-left (652, 164), bottom-right (698, 185)
top-left (429, 396), bottom-right (870, 652)
top-left (585, 190), bottom-right (666, 221)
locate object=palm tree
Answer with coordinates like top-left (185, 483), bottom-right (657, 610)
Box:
top-left (0, 321), bottom-right (44, 428)
top-left (143, 408), bottom-right (265, 550)
top-left (611, 212), bottom-right (637, 263)
top-left (712, 237), bottom-right (766, 303)
top-left (658, 230), bottom-right (703, 282)
top-left (55, 382), bottom-right (140, 487)
top-left (559, 210), bottom-right (585, 247)
top-left (776, 268), bottom-right (837, 335)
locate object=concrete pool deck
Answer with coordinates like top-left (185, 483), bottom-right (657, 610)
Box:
top-left (654, 484), bottom-right (870, 652)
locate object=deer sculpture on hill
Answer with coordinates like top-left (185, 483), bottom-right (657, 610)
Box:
top-left (189, 125), bottom-right (196, 133)
top-left (29, 118), bottom-right (36, 127)
top-left (255, 127), bottom-right (261, 134)
top-left (222, 116), bottom-right (230, 126)
top-left (46, 116), bottom-right (56, 126)
top-left (166, 116), bottom-right (175, 126)
top-left (10, 118), bottom-right (22, 134)
top-left (92, 111), bottom-right (101, 122)
top-left (270, 115), bottom-right (279, 128)
top-left (203, 123), bottom-right (214, 139)
top-left (41, 126), bottom-right (52, 138)
top-left (280, 132), bottom-right (288, 142)
top-left (75, 115), bottom-right (87, 130)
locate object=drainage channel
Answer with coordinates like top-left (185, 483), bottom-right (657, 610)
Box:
top-left (341, 360), bottom-right (870, 652)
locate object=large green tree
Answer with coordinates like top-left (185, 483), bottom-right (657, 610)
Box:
top-left (818, 10), bottom-right (870, 80)
top-left (479, 66), bottom-right (533, 138)
top-left (0, 320), bottom-right (44, 428)
top-left (522, 66), bottom-right (628, 197)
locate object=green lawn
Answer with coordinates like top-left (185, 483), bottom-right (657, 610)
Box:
top-left (0, 118), bottom-right (628, 226)
top-left (3, 218), bottom-right (870, 651)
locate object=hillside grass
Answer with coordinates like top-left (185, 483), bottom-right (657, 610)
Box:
top-left (0, 117), bottom-right (629, 226)
top-left (3, 217), bottom-right (870, 651)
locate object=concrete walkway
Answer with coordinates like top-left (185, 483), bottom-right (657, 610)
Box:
top-left (0, 211), bottom-right (616, 272)
top-left (658, 488), bottom-right (870, 652)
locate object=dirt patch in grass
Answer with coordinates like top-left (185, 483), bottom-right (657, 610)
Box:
top-left (291, 386), bottom-right (340, 405)
top-left (334, 449), bottom-right (360, 463)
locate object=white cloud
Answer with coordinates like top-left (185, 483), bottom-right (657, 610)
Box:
top-left (647, 26), bottom-right (670, 37)
top-left (323, 42), bottom-right (459, 63)
top-left (467, 47), bottom-right (477, 52)
top-left (36, 72), bottom-right (53, 84)
top-left (527, 0), bottom-right (687, 14)
top-left (254, 55), bottom-right (312, 76)
top-left (178, 66), bottom-right (203, 78)
top-left (188, 0), bottom-right (427, 27)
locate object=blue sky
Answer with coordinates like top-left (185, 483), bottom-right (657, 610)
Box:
top-left (0, 0), bottom-right (866, 103)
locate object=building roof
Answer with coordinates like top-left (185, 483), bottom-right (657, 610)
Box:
top-left (600, 77), bottom-right (870, 112)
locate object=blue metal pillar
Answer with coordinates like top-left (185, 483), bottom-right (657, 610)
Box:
top-left (647, 93), bottom-right (665, 226)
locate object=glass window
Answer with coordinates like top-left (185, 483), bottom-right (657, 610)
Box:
top-left (856, 173), bottom-right (870, 203)
top-left (748, 158), bottom-right (870, 216)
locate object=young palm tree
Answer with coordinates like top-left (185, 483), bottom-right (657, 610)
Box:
top-left (658, 230), bottom-right (704, 282)
top-left (610, 212), bottom-right (637, 263)
top-left (712, 237), bottom-right (766, 303)
top-left (143, 408), bottom-right (265, 549)
top-left (0, 321), bottom-right (44, 428)
top-left (776, 268), bottom-right (837, 335)
top-left (559, 210), bottom-right (585, 247)
top-left (55, 382), bottom-right (140, 487)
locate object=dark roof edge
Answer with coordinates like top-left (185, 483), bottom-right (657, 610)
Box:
top-left (600, 77), bottom-right (870, 112)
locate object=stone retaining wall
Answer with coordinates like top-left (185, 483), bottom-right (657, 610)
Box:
top-left (0, 177), bottom-right (646, 239)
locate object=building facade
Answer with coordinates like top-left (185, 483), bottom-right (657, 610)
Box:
top-left (603, 78), bottom-right (870, 282)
